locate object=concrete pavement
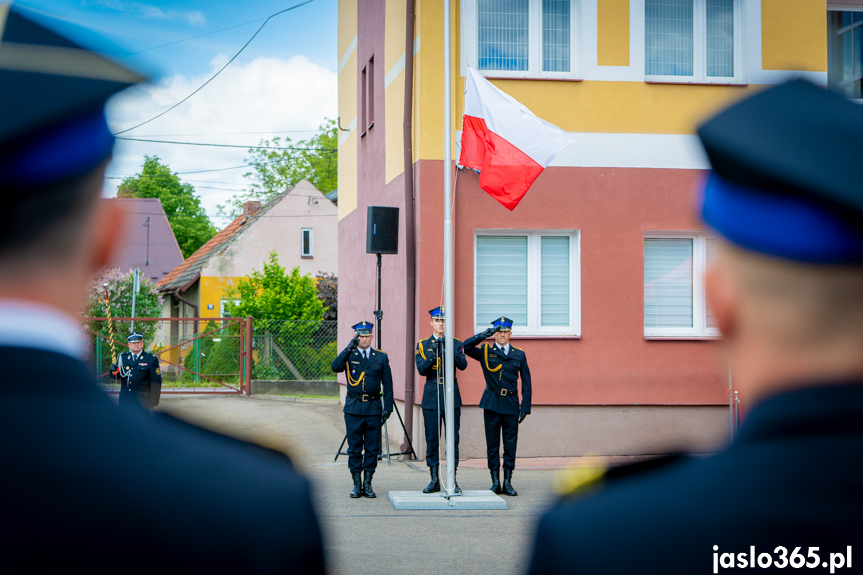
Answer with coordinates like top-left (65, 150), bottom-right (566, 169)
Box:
top-left (157, 394), bottom-right (564, 575)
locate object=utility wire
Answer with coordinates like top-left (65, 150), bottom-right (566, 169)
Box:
top-left (115, 136), bottom-right (335, 151)
top-left (113, 0), bottom-right (315, 135)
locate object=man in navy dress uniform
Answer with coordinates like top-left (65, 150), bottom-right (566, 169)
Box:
top-left (111, 331), bottom-right (162, 410)
top-left (527, 80), bottom-right (863, 574)
top-left (464, 317), bottom-right (531, 496)
top-left (332, 321), bottom-right (394, 498)
top-left (0, 5), bottom-right (325, 572)
top-left (415, 306), bottom-right (467, 493)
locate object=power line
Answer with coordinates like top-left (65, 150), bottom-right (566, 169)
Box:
top-left (113, 0), bottom-right (316, 135)
top-left (117, 129), bottom-right (323, 137)
top-left (115, 136), bottom-right (335, 151)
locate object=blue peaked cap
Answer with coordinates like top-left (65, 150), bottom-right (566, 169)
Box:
top-left (429, 306), bottom-right (445, 318)
top-left (352, 321), bottom-right (374, 335)
top-left (126, 332), bottom-right (143, 342)
top-left (491, 316), bottom-right (513, 331)
top-left (697, 80), bottom-right (863, 264)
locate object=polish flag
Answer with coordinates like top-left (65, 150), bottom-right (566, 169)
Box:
top-left (459, 67), bottom-right (572, 211)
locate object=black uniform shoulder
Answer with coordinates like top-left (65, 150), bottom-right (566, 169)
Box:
top-left (553, 454), bottom-right (687, 500)
top-left (372, 348), bottom-right (387, 357)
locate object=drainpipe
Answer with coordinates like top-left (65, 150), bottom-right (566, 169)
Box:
top-left (401, 0), bottom-right (417, 458)
top-left (173, 289), bottom-right (199, 334)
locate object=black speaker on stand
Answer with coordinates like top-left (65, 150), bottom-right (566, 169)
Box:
top-left (333, 206), bottom-right (417, 464)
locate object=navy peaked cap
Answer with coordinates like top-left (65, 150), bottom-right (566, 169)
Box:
top-left (352, 321), bottom-right (374, 335)
top-left (428, 306), bottom-right (445, 318)
top-left (492, 317), bottom-right (513, 330)
top-left (697, 79), bottom-right (863, 263)
top-left (126, 332), bottom-right (143, 342)
top-left (0, 4), bottom-right (145, 185)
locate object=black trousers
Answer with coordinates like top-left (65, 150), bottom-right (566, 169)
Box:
top-left (423, 406), bottom-right (460, 468)
top-left (483, 409), bottom-right (518, 470)
top-left (344, 413), bottom-right (381, 472)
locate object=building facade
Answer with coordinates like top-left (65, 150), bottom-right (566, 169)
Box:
top-left (338, 0), bottom-right (841, 459)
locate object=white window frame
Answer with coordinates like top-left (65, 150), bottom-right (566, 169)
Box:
top-left (643, 0), bottom-right (744, 85)
top-left (301, 228), bottom-right (313, 258)
top-left (474, 229), bottom-right (581, 336)
top-left (220, 298), bottom-right (242, 318)
top-left (461, 0), bottom-right (581, 79)
top-left (827, 7), bottom-right (863, 99)
top-left (644, 231), bottom-right (721, 339)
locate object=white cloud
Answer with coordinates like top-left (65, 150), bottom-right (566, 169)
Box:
top-left (88, 1), bottom-right (208, 26)
top-left (105, 54), bottom-right (337, 227)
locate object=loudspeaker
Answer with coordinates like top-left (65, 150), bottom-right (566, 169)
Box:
top-left (366, 206), bottom-right (399, 254)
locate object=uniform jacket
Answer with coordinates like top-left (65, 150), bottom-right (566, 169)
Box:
top-left (0, 346), bottom-right (325, 574)
top-left (527, 382), bottom-right (863, 575)
top-left (415, 335), bottom-right (467, 410)
top-left (332, 345), bottom-right (394, 416)
top-left (114, 349), bottom-right (161, 409)
top-left (463, 333), bottom-right (531, 415)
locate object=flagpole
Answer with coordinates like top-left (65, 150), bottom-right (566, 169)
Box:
top-left (442, 0), bottom-right (456, 497)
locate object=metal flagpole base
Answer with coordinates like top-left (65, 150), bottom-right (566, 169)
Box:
top-left (388, 490), bottom-right (508, 510)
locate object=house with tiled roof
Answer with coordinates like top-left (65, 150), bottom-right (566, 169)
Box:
top-left (156, 180), bottom-right (337, 321)
top-left (105, 198), bottom-right (183, 283)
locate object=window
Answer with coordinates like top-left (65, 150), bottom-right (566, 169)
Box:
top-left (644, 232), bottom-right (720, 338)
top-left (828, 10), bottom-right (863, 99)
top-left (220, 299), bottom-right (242, 318)
top-left (645, 0), bottom-right (740, 83)
top-left (301, 228), bottom-right (313, 258)
top-left (474, 230), bottom-right (580, 335)
top-left (462, 0), bottom-right (578, 79)
top-left (360, 56), bottom-right (374, 136)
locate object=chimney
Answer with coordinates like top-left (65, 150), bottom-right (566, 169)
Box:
top-left (242, 201), bottom-right (262, 218)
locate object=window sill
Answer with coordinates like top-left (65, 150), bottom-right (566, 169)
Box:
top-left (645, 80), bottom-right (748, 87)
top-left (301, 255), bottom-right (314, 259)
top-left (483, 75), bottom-right (583, 82)
top-left (644, 335), bottom-right (722, 341)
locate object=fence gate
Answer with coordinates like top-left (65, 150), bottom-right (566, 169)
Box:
top-left (83, 317), bottom-right (251, 395)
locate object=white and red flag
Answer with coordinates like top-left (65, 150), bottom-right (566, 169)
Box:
top-left (459, 67), bottom-right (572, 211)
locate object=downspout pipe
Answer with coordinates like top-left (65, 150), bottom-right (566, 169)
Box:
top-left (401, 0), bottom-right (417, 458)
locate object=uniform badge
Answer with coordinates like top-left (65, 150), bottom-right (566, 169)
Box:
top-left (155, 368), bottom-right (160, 375)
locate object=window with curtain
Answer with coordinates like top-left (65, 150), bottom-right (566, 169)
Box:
top-left (475, 231), bottom-right (580, 335)
top-left (301, 228), bottom-right (313, 258)
top-left (469, 0), bottom-right (576, 78)
top-left (644, 233), bottom-right (720, 338)
top-left (828, 10), bottom-right (863, 99)
top-left (645, 0), bottom-right (737, 82)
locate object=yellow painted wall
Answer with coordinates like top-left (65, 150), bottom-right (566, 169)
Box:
top-left (762, 0), bottom-right (827, 72)
top-left (338, 0), bottom-right (357, 62)
top-left (597, 0), bottom-right (630, 67)
top-left (338, 131), bottom-right (358, 220)
top-left (199, 276), bottom-right (237, 318)
top-left (385, 0), bottom-right (406, 72)
top-left (338, 0), bottom-right (358, 220)
top-left (385, 70), bottom-right (405, 184)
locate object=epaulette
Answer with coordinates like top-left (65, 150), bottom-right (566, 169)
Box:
top-left (512, 346), bottom-right (523, 351)
top-left (553, 454), bottom-right (685, 499)
top-left (374, 348), bottom-right (385, 354)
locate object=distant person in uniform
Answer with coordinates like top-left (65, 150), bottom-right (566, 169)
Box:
top-left (527, 80), bottom-right (863, 574)
top-left (111, 331), bottom-right (161, 410)
top-left (464, 317), bottom-right (531, 496)
top-left (332, 321), bottom-right (394, 498)
top-left (415, 306), bottom-right (467, 493)
top-left (0, 5), bottom-right (325, 572)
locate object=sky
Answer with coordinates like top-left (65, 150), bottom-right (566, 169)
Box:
top-left (16, 0), bottom-right (338, 227)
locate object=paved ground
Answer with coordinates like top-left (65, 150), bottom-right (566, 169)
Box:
top-left (156, 394), bottom-right (567, 575)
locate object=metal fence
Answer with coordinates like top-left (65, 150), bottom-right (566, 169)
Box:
top-left (82, 318), bottom-right (338, 393)
top-left (250, 320), bottom-right (337, 381)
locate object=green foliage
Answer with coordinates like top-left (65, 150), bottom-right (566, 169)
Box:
top-left (218, 119), bottom-right (337, 217)
top-left (315, 272), bottom-right (337, 320)
top-left (181, 322), bottom-right (242, 385)
top-left (118, 155), bottom-right (217, 258)
top-left (84, 268), bottom-right (163, 371)
top-left (226, 252), bottom-right (326, 322)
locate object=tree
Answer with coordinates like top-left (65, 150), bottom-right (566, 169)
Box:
top-left (226, 252), bottom-right (326, 321)
top-left (84, 268), bottom-right (163, 372)
top-left (118, 156), bottom-right (216, 258)
top-left (315, 272), bottom-right (337, 321)
top-left (218, 119), bottom-right (337, 217)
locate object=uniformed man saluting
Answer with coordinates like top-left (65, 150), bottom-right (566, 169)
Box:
top-left (331, 321), bottom-right (394, 498)
top-left (415, 306), bottom-right (467, 493)
top-left (111, 331), bottom-right (161, 410)
top-left (463, 317), bottom-right (531, 496)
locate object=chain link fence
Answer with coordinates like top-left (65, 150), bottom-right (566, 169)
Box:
top-left (251, 320), bottom-right (337, 381)
top-left (82, 318), bottom-right (338, 392)
top-left (83, 318), bottom-right (246, 392)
